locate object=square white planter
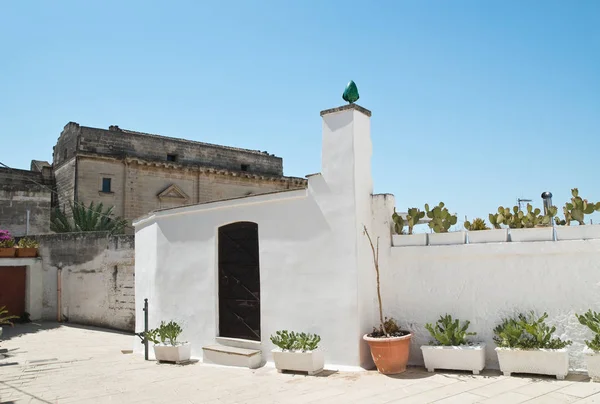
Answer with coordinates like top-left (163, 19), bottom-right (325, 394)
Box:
top-left (509, 227), bottom-right (554, 242)
top-left (495, 347), bottom-right (569, 379)
top-left (428, 232), bottom-right (465, 246)
top-left (467, 229), bottom-right (508, 244)
top-left (555, 225), bottom-right (600, 241)
top-left (154, 342), bottom-right (192, 363)
top-left (272, 349), bottom-right (324, 375)
top-left (585, 349), bottom-right (600, 382)
top-left (392, 234), bottom-right (428, 247)
top-left (421, 344), bottom-right (485, 375)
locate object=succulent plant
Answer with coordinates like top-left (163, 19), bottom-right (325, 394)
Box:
top-left (490, 204), bottom-right (556, 229)
top-left (555, 188), bottom-right (600, 226)
top-left (464, 218), bottom-right (490, 231)
top-left (392, 207), bottom-right (425, 235)
top-left (425, 202), bottom-right (458, 233)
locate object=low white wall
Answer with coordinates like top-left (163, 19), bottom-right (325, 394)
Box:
top-left (383, 238), bottom-right (600, 371)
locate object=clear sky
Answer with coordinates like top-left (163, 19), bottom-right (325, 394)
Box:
top-left (1, 1), bottom-right (599, 227)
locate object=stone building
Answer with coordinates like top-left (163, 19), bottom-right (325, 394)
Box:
top-left (52, 122), bottom-right (306, 229)
top-left (0, 165), bottom-right (53, 237)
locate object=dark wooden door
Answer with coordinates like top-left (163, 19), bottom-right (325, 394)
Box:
top-left (0, 266), bottom-right (26, 317)
top-left (218, 222), bottom-right (260, 341)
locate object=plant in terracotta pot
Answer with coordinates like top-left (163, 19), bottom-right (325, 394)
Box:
top-left (0, 230), bottom-right (16, 258)
top-left (16, 237), bottom-right (39, 258)
top-left (363, 225), bottom-right (412, 374)
top-left (576, 310), bottom-right (600, 381)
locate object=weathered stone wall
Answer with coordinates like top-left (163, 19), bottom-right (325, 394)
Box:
top-left (0, 167), bottom-right (52, 236)
top-left (54, 158), bottom-right (76, 211)
top-left (37, 232), bottom-right (135, 332)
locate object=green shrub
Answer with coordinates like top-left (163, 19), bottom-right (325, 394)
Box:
top-left (144, 321), bottom-right (183, 346)
top-left (576, 310), bottom-right (600, 352)
top-left (493, 312), bottom-right (572, 349)
top-left (464, 218), bottom-right (490, 231)
top-left (425, 314), bottom-right (476, 346)
top-left (270, 330), bottom-right (321, 351)
top-left (17, 238), bottom-right (39, 248)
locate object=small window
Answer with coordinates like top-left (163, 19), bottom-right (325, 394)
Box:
top-left (64, 148), bottom-right (68, 160)
top-left (166, 154), bottom-right (177, 162)
top-left (101, 178), bottom-right (112, 193)
top-left (241, 164), bottom-right (249, 172)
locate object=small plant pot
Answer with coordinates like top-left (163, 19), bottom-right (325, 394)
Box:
top-left (555, 225), bottom-right (600, 241)
top-left (421, 343), bottom-right (485, 375)
top-left (153, 343), bottom-right (192, 363)
top-left (0, 247), bottom-right (16, 258)
top-left (467, 229), bottom-right (508, 244)
top-left (495, 347), bottom-right (569, 379)
top-left (16, 248), bottom-right (38, 258)
top-left (428, 232), bottom-right (466, 246)
top-left (392, 234), bottom-right (427, 247)
top-left (272, 349), bottom-right (324, 375)
top-left (363, 333), bottom-right (412, 374)
top-left (585, 349), bottom-right (600, 382)
top-left (509, 227), bottom-right (554, 242)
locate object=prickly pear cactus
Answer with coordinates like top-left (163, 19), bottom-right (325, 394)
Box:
top-left (493, 204), bottom-right (556, 228)
top-left (425, 202), bottom-right (458, 233)
top-left (556, 188), bottom-right (600, 225)
top-left (392, 209), bottom-right (405, 235)
top-left (392, 207), bottom-right (425, 235)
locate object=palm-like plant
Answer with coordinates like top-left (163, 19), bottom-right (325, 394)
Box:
top-left (51, 201), bottom-right (128, 235)
top-left (1, 306), bottom-right (18, 326)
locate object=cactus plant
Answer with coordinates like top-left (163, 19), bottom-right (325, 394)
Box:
top-left (425, 315), bottom-right (476, 346)
top-left (425, 202), bottom-right (457, 233)
top-left (392, 207), bottom-right (425, 235)
top-left (576, 310), bottom-right (600, 352)
top-left (464, 218), bottom-right (490, 231)
top-left (555, 188), bottom-right (600, 226)
top-left (490, 204), bottom-right (556, 229)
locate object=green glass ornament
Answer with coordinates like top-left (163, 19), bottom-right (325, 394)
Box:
top-left (342, 80), bottom-right (359, 104)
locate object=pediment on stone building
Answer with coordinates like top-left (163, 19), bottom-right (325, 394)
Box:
top-left (157, 184), bottom-right (189, 201)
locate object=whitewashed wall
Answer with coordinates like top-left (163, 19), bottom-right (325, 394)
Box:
top-left (382, 237), bottom-right (600, 371)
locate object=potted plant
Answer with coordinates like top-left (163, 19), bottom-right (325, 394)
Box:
top-left (555, 188), bottom-right (600, 241)
top-left (493, 204), bottom-right (556, 242)
top-left (16, 237), bottom-right (39, 258)
top-left (392, 208), bottom-right (428, 247)
top-left (494, 312), bottom-right (571, 379)
top-left (363, 225), bottom-right (412, 374)
top-left (0, 230), bottom-right (16, 258)
top-left (145, 321), bottom-right (191, 363)
top-left (421, 315), bottom-right (485, 374)
top-left (425, 202), bottom-right (464, 246)
top-left (576, 310), bottom-right (600, 381)
top-left (270, 330), bottom-right (324, 375)
top-left (466, 217), bottom-right (508, 244)
top-left (0, 306), bottom-right (19, 339)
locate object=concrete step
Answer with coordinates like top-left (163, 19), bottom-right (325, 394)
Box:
top-left (202, 344), bottom-right (262, 369)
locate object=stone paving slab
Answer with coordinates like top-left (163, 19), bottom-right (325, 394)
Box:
top-left (1, 322), bottom-right (600, 403)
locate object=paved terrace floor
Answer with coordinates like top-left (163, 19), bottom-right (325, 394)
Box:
top-left (2, 323), bottom-right (600, 404)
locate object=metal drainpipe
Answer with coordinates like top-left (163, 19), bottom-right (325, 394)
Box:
top-left (57, 268), bottom-right (62, 322)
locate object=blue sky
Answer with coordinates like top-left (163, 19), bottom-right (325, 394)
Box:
top-left (1, 1), bottom-right (599, 227)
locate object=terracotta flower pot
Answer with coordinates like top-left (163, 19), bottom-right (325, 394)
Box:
top-left (16, 248), bottom-right (38, 257)
top-left (0, 247), bottom-right (16, 258)
top-left (363, 333), bottom-right (412, 374)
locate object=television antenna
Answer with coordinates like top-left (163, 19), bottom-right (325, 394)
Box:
top-left (517, 197), bottom-right (532, 211)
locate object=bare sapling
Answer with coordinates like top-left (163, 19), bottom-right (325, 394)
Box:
top-left (363, 225), bottom-right (387, 337)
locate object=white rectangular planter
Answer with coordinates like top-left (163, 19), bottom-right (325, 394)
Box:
top-left (153, 343), bottom-right (192, 363)
top-left (509, 227), bottom-right (554, 242)
top-left (428, 232), bottom-right (465, 246)
top-left (585, 349), bottom-right (600, 382)
top-left (392, 234), bottom-right (427, 247)
top-left (555, 225), bottom-right (600, 241)
top-left (421, 344), bottom-right (485, 375)
top-left (272, 349), bottom-right (324, 375)
top-left (495, 347), bottom-right (569, 379)
top-left (467, 229), bottom-right (508, 244)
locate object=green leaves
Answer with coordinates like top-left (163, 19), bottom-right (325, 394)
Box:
top-left (556, 188), bottom-right (600, 225)
top-left (144, 321), bottom-right (183, 346)
top-left (392, 207), bottom-right (425, 235)
top-left (576, 310), bottom-right (600, 352)
top-left (270, 330), bottom-right (321, 351)
top-left (425, 202), bottom-right (458, 233)
top-left (425, 314), bottom-right (476, 346)
top-left (50, 201), bottom-right (128, 235)
top-left (493, 312), bottom-right (572, 349)
top-left (0, 306), bottom-right (19, 326)
top-left (491, 203), bottom-right (556, 229)
top-left (464, 218), bottom-right (490, 231)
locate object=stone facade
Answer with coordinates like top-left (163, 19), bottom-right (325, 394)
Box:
top-left (53, 122), bottom-right (307, 228)
top-left (0, 167), bottom-right (53, 236)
